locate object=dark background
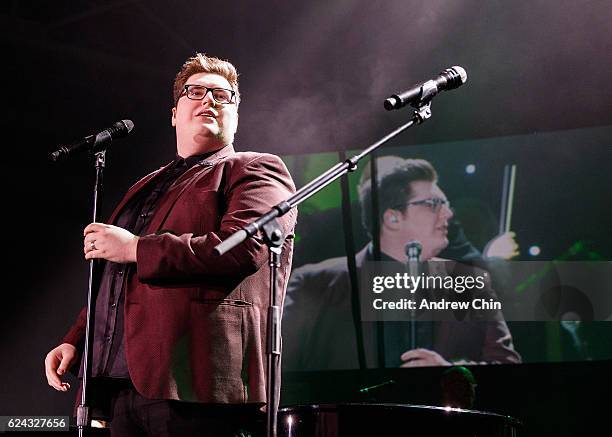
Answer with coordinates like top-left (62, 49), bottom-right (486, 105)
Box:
top-left (2, 1), bottom-right (611, 435)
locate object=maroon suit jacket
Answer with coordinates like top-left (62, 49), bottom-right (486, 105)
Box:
top-left (63, 145), bottom-right (296, 405)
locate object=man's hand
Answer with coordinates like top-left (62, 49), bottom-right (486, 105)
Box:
top-left (483, 231), bottom-right (519, 260)
top-left (400, 348), bottom-right (451, 368)
top-left (84, 223), bottom-right (139, 263)
top-left (44, 343), bottom-right (77, 392)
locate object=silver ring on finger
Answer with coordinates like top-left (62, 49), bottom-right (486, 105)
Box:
top-left (90, 241), bottom-right (97, 251)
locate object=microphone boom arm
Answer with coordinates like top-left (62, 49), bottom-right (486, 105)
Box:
top-left (214, 98), bottom-right (437, 256)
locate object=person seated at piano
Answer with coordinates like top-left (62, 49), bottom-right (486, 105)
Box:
top-left (439, 366), bottom-right (477, 409)
top-left (283, 156), bottom-right (521, 371)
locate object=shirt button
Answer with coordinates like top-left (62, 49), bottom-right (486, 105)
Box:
top-left (140, 213), bottom-right (148, 218)
top-left (111, 303), bottom-right (117, 308)
top-left (118, 270), bottom-right (124, 276)
top-left (105, 336), bottom-right (111, 342)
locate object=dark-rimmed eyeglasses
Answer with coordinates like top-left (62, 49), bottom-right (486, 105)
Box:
top-left (403, 198), bottom-right (450, 213)
top-left (179, 84), bottom-right (236, 105)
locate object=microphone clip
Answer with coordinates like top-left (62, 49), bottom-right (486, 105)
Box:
top-left (413, 99), bottom-right (433, 124)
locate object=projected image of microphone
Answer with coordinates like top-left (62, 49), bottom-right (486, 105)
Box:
top-left (405, 240), bottom-right (423, 262)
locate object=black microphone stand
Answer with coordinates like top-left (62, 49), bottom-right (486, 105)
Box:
top-left (76, 151), bottom-right (106, 437)
top-left (262, 219), bottom-right (285, 437)
top-left (214, 99), bottom-right (435, 437)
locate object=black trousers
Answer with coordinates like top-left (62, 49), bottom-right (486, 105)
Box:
top-left (108, 386), bottom-right (263, 437)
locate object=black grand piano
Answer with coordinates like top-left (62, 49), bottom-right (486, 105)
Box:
top-left (278, 403), bottom-right (521, 437)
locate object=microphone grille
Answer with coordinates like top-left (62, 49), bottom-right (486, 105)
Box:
top-left (108, 119), bottom-right (135, 139)
top-left (441, 66), bottom-right (468, 90)
top-left (451, 66), bottom-right (468, 84)
top-left (121, 119), bottom-right (135, 133)
top-left (405, 240), bottom-right (422, 258)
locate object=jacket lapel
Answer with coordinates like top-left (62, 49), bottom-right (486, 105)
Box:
top-left (145, 144), bottom-right (235, 233)
top-left (355, 245), bottom-right (370, 270)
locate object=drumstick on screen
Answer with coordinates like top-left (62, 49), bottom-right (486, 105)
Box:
top-left (499, 164), bottom-right (517, 234)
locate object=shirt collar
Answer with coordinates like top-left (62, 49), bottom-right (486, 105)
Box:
top-left (174, 149), bottom-right (219, 169)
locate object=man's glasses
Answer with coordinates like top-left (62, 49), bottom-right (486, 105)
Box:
top-left (180, 84), bottom-right (236, 105)
top-left (404, 198), bottom-right (450, 213)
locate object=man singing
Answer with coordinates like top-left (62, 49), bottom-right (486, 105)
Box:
top-left (44, 53), bottom-right (296, 436)
top-left (283, 156), bottom-right (520, 371)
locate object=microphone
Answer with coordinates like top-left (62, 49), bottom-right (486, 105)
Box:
top-left (384, 66), bottom-right (467, 111)
top-left (405, 240), bottom-right (422, 262)
top-left (50, 119), bottom-right (134, 162)
top-left (405, 240), bottom-right (422, 350)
